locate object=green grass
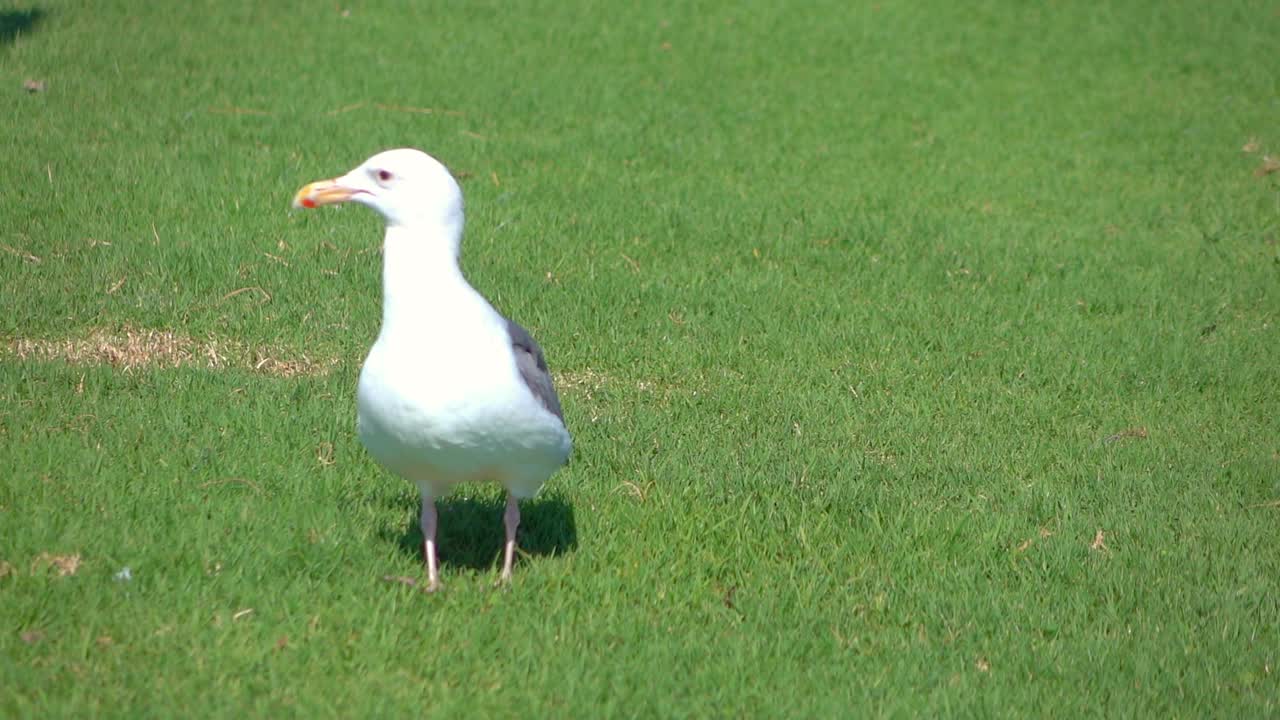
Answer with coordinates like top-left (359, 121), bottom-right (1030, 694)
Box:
top-left (3, 0), bottom-right (1278, 715)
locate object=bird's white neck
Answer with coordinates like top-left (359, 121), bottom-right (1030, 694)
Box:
top-left (378, 221), bottom-right (468, 338)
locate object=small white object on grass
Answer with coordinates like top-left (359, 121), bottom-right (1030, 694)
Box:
top-left (114, 567), bottom-right (132, 582)
top-left (293, 149), bottom-right (572, 592)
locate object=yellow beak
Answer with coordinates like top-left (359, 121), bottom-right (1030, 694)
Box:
top-left (292, 179), bottom-right (360, 209)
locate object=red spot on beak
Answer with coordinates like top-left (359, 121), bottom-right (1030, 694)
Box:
top-left (301, 198), bottom-right (316, 209)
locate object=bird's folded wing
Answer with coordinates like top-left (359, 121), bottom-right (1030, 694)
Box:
top-left (505, 317), bottom-right (565, 423)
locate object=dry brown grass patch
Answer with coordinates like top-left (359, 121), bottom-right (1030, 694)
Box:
top-left (1103, 426), bottom-right (1148, 444)
top-left (556, 368), bottom-right (702, 398)
top-left (6, 327), bottom-right (337, 377)
top-left (31, 553), bottom-right (82, 577)
top-left (556, 368), bottom-right (613, 395)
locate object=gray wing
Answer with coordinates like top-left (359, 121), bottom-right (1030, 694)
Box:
top-left (505, 318), bottom-right (565, 424)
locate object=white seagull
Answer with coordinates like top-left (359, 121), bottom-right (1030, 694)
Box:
top-left (293, 148), bottom-right (572, 592)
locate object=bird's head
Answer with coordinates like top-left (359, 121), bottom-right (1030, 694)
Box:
top-left (293, 148), bottom-right (463, 231)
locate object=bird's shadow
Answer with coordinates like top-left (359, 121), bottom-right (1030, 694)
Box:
top-left (1, 9), bottom-right (44, 46)
top-left (381, 492), bottom-right (577, 572)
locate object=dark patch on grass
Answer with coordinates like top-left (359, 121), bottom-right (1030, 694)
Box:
top-left (0, 8), bottom-right (43, 46)
top-left (385, 493), bottom-right (577, 573)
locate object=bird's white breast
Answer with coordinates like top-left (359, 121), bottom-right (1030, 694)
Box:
top-left (355, 308), bottom-right (571, 499)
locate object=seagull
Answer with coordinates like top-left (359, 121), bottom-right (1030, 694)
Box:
top-left (293, 148), bottom-right (572, 592)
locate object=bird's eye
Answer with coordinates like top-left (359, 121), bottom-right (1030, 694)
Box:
top-left (376, 169), bottom-right (393, 183)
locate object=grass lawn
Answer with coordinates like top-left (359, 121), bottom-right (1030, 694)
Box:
top-left (2, 0), bottom-right (1278, 715)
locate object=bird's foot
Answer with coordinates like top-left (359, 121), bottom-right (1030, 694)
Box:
top-left (493, 568), bottom-right (513, 591)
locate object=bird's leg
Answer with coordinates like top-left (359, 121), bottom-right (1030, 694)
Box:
top-left (499, 493), bottom-right (520, 584)
top-left (421, 499), bottom-right (441, 592)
